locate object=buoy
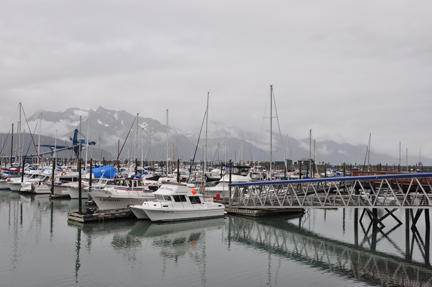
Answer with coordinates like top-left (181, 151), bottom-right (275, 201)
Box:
top-left (191, 189), bottom-right (196, 195)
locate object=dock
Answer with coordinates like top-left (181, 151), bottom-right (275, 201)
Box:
top-left (67, 208), bottom-right (134, 222)
top-left (225, 207), bottom-right (304, 217)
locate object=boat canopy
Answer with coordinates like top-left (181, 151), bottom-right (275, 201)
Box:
top-left (88, 166), bottom-right (118, 179)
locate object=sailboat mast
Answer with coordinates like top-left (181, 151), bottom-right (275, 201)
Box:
top-left (269, 85), bottom-right (273, 180)
top-left (37, 114), bottom-right (41, 165)
top-left (309, 129), bottom-right (312, 177)
top-left (79, 116), bottom-right (82, 160)
top-left (166, 109), bottom-right (169, 175)
top-left (85, 120), bottom-right (89, 170)
top-left (135, 113), bottom-right (139, 161)
top-left (18, 102), bottom-right (22, 165)
top-left (204, 92), bottom-right (209, 175)
top-left (10, 123), bottom-right (13, 165)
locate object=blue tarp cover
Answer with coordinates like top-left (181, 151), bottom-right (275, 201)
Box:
top-left (88, 166), bottom-right (118, 179)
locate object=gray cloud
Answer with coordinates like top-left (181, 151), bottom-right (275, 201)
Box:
top-left (1, 0), bottom-right (432, 162)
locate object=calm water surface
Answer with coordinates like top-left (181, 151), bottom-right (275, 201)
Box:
top-left (0, 191), bottom-right (430, 287)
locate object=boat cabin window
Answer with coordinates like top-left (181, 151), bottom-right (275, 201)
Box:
top-left (155, 195), bottom-right (172, 201)
top-left (173, 195), bottom-right (187, 202)
top-left (188, 196), bottom-right (201, 204)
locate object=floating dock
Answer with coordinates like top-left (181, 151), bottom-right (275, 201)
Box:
top-left (67, 208), bottom-right (134, 222)
top-left (225, 207), bottom-right (304, 217)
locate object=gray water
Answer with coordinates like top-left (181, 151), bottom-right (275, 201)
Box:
top-left (1, 191), bottom-right (431, 287)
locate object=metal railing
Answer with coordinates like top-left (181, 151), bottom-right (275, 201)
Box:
top-left (229, 172), bottom-right (432, 209)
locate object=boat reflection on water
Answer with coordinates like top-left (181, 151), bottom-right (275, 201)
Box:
top-left (69, 217), bottom-right (225, 259)
top-left (129, 218), bottom-right (225, 259)
top-left (67, 199), bottom-right (92, 213)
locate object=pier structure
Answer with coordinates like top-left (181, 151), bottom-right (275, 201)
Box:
top-left (228, 172), bottom-right (432, 210)
top-left (227, 215), bottom-right (432, 286)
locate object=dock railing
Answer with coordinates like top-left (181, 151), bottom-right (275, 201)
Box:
top-left (228, 172), bottom-right (432, 209)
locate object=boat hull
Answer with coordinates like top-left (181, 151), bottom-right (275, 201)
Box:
top-left (129, 206), bottom-right (150, 219)
top-left (0, 180), bottom-right (11, 190)
top-left (68, 187), bottom-right (89, 200)
top-left (131, 202), bottom-right (225, 222)
top-left (92, 196), bottom-right (152, 210)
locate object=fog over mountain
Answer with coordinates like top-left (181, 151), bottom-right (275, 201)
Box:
top-left (0, 106), bottom-right (428, 166)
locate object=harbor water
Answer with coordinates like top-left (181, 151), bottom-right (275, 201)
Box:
top-left (1, 190), bottom-right (430, 287)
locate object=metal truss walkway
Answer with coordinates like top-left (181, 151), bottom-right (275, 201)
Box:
top-left (228, 172), bottom-right (432, 209)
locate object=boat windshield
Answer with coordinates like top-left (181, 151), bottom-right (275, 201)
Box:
top-left (188, 196), bottom-right (201, 204)
top-left (173, 195), bottom-right (187, 202)
top-left (155, 195), bottom-right (172, 201)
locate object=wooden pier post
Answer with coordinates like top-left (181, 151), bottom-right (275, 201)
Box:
top-left (51, 159), bottom-right (56, 195)
top-left (135, 158), bottom-right (138, 175)
top-left (406, 209), bottom-right (411, 261)
top-left (177, 159), bottom-right (180, 183)
top-left (299, 162), bottom-right (302, 179)
top-left (229, 160), bottom-right (232, 208)
top-left (79, 158), bottom-right (82, 214)
top-left (21, 156), bottom-right (25, 183)
top-left (89, 158), bottom-right (93, 194)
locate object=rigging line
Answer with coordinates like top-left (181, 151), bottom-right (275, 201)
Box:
top-left (21, 104), bottom-right (40, 162)
top-left (272, 90), bottom-right (288, 171)
top-left (192, 111), bottom-right (207, 163)
top-left (0, 128), bottom-right (11, 155)
top-left (23, 122), bottom-right (38, 160)
top-left (187, 111), bottom-right (206, 182)
top-left (116, 117), bottom-right (136, 161)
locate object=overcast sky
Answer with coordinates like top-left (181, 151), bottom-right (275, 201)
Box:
top-left (1, 1), bottom-right (432, 162)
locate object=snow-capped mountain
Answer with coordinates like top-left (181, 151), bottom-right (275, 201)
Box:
top-left (11, 106), bottom-right (415, 165)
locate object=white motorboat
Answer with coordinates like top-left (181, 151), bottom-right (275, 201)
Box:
top-left (90, 178), bottom-right (155, 210)
top-left (7, 170), bottom-right (45, 192)
top-left (0, 166), bottom-right (21, 190)
top-left (204, 165), bottom-right (252, 198)
top-left (20, 174), bottom-right (51, 193)
top-left (129, 184), bottom-right (225, 222)
top-left (67, 178), bottom-right (111, 199)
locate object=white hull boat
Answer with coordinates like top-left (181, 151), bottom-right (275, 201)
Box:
top-left (130, 184), bottom-right (225, 222)
top-left (67, 186), bottom-right (90, 200)
top-left (90, 185), bottom-right (155, 210)
top-left (0, 180), bottom-right (12, 190)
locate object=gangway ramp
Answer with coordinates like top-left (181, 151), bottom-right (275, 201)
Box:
top-left (228, 172), bottom-right (432, 209)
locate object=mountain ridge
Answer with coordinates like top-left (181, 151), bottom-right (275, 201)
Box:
top-left (1, 106), bottom-right (426, 166)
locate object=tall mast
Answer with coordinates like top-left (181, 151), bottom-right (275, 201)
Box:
top-left (205, 92), bottom-right (209, 175)
top-left (18, 102), bottom-right (22, 165)
top-left (135, 113), bottom-right (139, 161)
top-left (141, 132), bottom-right (144, 169)
top-left (79, 116), bottom-right (82, 161)
top-left (166, 109), bottom-right (169, 175)
top-left (85, 120), bottom-right (89, 170)
top-left (10, 123), bottom-right (13, 165)
top-left (37, 114), bottom-right (42, 165)
top-left (269, 85), bottom-right (273, 180)
top-left (55, 130), bottom-right (57, 160)
top-left (309, 129), bottom-right (312, 177)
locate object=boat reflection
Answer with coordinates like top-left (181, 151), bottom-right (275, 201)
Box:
top-left (67, 199), bottom-right (92, 213)
top-left (129, 218), bottom-right (225, 260)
